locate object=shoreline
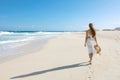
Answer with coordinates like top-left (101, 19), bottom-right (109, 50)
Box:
top-left (0, 35), bottom-right (60, 64)
top-left (0, 31), bottom-right (120, 80)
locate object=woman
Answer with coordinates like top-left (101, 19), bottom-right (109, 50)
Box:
top-left (84, 23), bottom-right (98, 64)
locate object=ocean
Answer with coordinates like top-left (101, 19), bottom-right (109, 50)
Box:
top-left (0, 31), bottom-right (68, 63)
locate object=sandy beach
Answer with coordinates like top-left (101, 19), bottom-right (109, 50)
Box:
top-left (0, 31), bottom-right (120, 80)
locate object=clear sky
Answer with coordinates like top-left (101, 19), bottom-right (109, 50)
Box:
top-left (0, 0), bottom-right (120, 31)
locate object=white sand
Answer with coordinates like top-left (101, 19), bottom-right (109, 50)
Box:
top-left (0, 31), bottom-right (120, 80)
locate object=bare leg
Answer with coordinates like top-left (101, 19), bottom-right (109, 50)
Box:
top-left (89, 53), bottom-right (93, 64)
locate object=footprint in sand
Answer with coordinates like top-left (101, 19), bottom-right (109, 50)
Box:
top-left (85, 65), bottom-right (94, 80)
top-left (116, 49), bottom-right (120, 55)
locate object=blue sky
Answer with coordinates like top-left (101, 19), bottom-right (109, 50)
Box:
top-left (0, 0), bottom-right (120, 31)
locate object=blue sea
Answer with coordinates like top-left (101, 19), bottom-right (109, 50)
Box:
top-left (0, 31), bottom-right (68, 63)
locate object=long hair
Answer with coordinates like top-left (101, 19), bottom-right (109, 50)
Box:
top-left (89, 23), bottom-right (96, 37)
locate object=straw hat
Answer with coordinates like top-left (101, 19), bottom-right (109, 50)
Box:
top-left (94, 45), bottom-right (101, 55)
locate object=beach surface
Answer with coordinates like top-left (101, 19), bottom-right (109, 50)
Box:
top-left (0, 31), bottom-right (120, 80)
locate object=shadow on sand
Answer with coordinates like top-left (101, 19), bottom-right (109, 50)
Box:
top-left (10, 61), bottom-right (90, 79)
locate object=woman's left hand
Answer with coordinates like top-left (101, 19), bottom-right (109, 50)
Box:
top-left (84, 43), bottom-right (86, 47)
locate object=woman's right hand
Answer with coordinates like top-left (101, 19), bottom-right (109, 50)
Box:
top-left (96, 43), bottom-right (98, 46)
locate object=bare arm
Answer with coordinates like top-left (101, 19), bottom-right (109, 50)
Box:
top-left (94, 35), bottom-right (98, 45)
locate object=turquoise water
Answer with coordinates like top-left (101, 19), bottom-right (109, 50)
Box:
top-left (0, 31), bottom-right (66, 62)
top-left (0, 31), bottom-right (63, 43)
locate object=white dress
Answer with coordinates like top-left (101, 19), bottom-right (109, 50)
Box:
top-left (86, 34), bottom-right (97, 54)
